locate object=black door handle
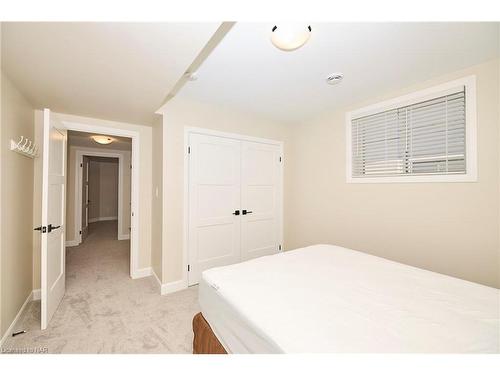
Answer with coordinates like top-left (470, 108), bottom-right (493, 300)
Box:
top-left (48, 224), bottom-right (61, 233)
top-left (34, 226), bottom-right (47, 233)
top-left (232, 210), bottom-right (240, 216)
top-left (242, 210), bottom-right (253, 215)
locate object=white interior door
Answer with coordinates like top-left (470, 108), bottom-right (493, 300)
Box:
top-left (188, 134), bottom-right (241, 285)
top-left (240, 141), bottom-right (282, 261)
top-left (41, 108), bottom-right (67, 330)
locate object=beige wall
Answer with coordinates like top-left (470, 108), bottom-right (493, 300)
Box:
top-left (33, 112), bottom-right (152, 289)
top-left (287, 59), bottom-right (500, 288)
top-left (160, 97), bottom-right (292, 284)
top-left (151, 116), bottom-right (163, 280)
top-left (0, 72), bottom-right (34, 337)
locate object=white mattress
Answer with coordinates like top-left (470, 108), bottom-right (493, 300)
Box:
top-left (199, 244), bottom-right (500, 353)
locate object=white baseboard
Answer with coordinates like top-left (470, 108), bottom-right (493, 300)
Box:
top-left (161, 279), bottom-right (187, 295)
top-left (150, 268), bottom-right (186, 295)
top-left (88, 216), bottom-right (118, 223)
top-left (118, 234), bottom-right (130, 240)
top-left (132, 268), bottom-right (186, 295)
top-left (32, 289), bottom-right (41, 301)
top-left (65, 240), bottom-right (80, 247)
top-left (0, 290), bottom-right (36, 347)
top-left (131, 267), bottom-right (152, 279)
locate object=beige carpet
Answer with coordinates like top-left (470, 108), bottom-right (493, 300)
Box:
top-left (2, 221), bottom-right (200, 354)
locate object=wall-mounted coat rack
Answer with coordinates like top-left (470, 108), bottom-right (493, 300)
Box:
top-left (10, 136), bottom-right (38, 158)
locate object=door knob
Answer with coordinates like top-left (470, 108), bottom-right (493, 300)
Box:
top-left (242, 210), bottom-right (253, 215)
top-left (232, 210), bottom-right (240, 216)
top-left (48, 224), bottom-right (61, 233)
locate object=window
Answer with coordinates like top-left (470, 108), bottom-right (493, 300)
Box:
top-left (346, 76), bottom-right (477, 183)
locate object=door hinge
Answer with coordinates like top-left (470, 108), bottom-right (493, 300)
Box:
top-left (79, 230), bottom-right (82, 235)
top-left (80, 163), bottom-right (83, 167)
top-left (279, 156), bottom-right (282, 162)
top-left (187, 264), bottom-right (190, 272)
top-left (278, 244), bottom-right (282, 251)
top-left (188, 146), bottom-right (191, 154)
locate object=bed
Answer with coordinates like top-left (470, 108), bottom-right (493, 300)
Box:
top-left (193, 244), bottom-right (499, 353)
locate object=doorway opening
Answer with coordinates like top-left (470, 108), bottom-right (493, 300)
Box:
top-left (82, 156), bottom-right (120, 242)
top-left (67, 130), bottom-right (132, 272)
top-left (36, 110), bottom-right (142, 330)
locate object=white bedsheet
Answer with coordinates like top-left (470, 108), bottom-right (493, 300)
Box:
top-left (199, 244), bottom-right (500, 353)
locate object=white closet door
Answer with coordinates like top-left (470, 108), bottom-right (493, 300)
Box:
top-left (240, 141), bottom-right (281, 261)
top-left (188, 134), bottom-right (242, 285)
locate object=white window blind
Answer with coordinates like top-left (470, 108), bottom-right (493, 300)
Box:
top-left (351, 88), bottom-right (466, 178)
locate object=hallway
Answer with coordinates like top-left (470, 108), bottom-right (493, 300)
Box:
top-left (2, 221), bottom-right (199, 353)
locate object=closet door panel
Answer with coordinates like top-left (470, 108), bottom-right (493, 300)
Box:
top-left (188, 134), bottom-right (241, 285)
top-left (240, 141), bottom-right (281, 261)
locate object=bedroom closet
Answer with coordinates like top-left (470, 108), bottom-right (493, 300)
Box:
top-left (187, 131), bottom-right (283, 285)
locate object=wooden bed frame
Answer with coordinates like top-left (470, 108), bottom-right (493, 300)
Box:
top-left (192, 312), bottom-right (227, 354)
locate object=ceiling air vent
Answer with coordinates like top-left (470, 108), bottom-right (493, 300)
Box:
top-left (326, 73), bottom-right (344, 85)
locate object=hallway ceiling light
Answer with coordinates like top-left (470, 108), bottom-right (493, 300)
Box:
top-left (92, 135), bottom-right (114, 145)
top-left (271, 24), bottom-right (312, 51)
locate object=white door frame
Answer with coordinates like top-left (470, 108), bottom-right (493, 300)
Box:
top-left (61, 120), bottom-right (141, 279)
top-left (183, 127), bottom-right (284, 287)
top-left (74, 148), bottom-right (125, 243)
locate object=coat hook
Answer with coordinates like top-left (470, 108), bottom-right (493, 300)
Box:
top-left (10, 136), bottom-right (38, 158)
top-left (21, 138), bottom-right (29, 151)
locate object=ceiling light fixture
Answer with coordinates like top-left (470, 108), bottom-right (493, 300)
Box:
top-left (92, 135), bottom-right (113, 145)
top-left (326, 73), bottom-right (344, 85)
top-left (271, 24), bottom-right (312, 51)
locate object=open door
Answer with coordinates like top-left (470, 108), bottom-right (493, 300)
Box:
top-left (81, 155), bottom-right (90, 242)
top-left (40, 108), bottom-right (67, 330)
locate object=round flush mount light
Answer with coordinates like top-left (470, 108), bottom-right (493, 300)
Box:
top-left (326, 73), bottom-right (344, 85)
top-left (92, 135), bottom-right (113, 145)
top-left (271, 24), bottom-right (312, 51)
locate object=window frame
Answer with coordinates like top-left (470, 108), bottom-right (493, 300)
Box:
top-left (346, 75), bottom-right (477, 184)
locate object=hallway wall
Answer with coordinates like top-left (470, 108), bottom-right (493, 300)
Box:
top-left (0, 72), bottom-right (34, 340)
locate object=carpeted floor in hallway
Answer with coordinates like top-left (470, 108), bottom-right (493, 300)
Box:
top-left (1, 220), bottom-right (199, 354)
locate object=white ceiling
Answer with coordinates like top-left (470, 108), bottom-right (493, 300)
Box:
top-left (177, 22), bottom-right (499, 123)
top-left (68, 130), bottom-right (131, 150)
top-left (1, 22), bottom-right (220, 124)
